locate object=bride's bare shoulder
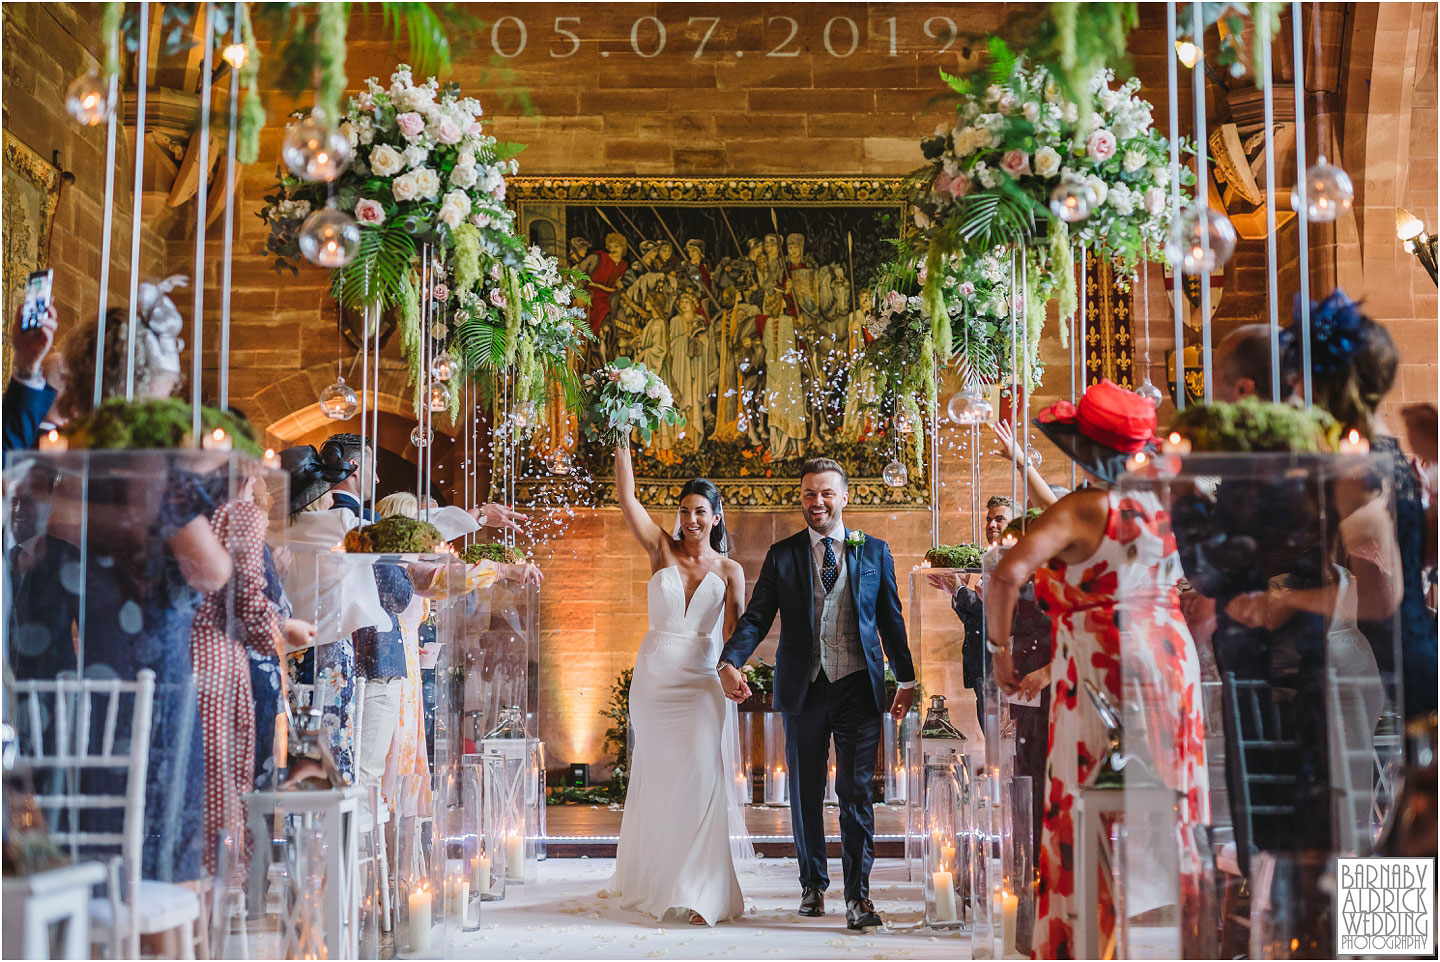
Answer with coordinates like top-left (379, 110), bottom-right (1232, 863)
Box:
top-left (719, 557), bottom-right (745, 581)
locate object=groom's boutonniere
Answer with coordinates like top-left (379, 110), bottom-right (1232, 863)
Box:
top-left (844, 530), bottom-right (866, 550)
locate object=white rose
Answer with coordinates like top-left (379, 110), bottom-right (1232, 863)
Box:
top-left (1122, 150), bottom-right (1147, 173)
top-left (441, 188), bottom-right (471, 217)
top-left (619, 367), bottom-right (647, 393)
top-left (1022, 101), bottom-right (1040, 124)
top-left (392, 173), bottom-right (419, 202)
top-left (1085, 175), bottom-right (1108, 207)
top-left (370, 144), bottom-right (404, 177)
top-left (1098, 88), bottom-right (1121, 113)
top-left (646, 381), bottom-right (663, 399)
top-left (1033, 146), bottom-right (1062, 177)
top-left (403, 143), bottom-right (430, 170)
top-left (1144, 186), bottom-right (1167, 215)
top-left (411, 167), bottom-right (441, 200)
top-left (449, 164), bottom-right (477, 189)
top-left (1109, 183), bottom-right (1135, 215)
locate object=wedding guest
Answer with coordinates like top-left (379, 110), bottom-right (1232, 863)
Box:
top-left (1213, 324), bottom-right (1276, 402)
top-left (6, 463), bottom-right (80, 681)
top-left (3, 302), bottom-right (59, 453)
top-left (988, 380), bottom-right (1208, 960)
top-left (59, 276), bottom-right (188, 423)
top-left (323, 433), bottom-right (376, 521)
top-left (190, 461), bottom-right (311, 878)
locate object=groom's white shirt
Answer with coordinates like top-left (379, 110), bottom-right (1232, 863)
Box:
top-left (805, 525), bottom-right (916, 690)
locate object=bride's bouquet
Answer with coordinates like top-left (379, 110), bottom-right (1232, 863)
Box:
top-left (580, 358), bottom-right (682, 446)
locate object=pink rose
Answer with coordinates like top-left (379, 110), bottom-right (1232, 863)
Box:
top-left (1086, 128), bottom-right (1118, 163)
top-left (958, 281), bottom-right (975, 296)
top-left (354, 198), bottom-right (386, 225)
top-left (466, 121), bottom-right (483, 138)
top-left (396, 111), bottom-right (425, 139)
top-left (608, 369), bottom-right (621, 382)
top-left (436, 119), bottom-right (463, 145)
top-left (489, 288), bottom-right (507, 308)
top-left (884, 290), bottom-right (907, 314)
top-left (997, 91), bottom-right (1019, 114)
top-left (490, 180), bottom-right (507, 201)
top-left (432, 283), bottom-right (449, 301)
top-left (934, 169), bottom-right (972, 200)
top-left (1000, 149), bottom-right (1032, 178)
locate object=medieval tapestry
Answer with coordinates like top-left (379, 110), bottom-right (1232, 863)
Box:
top-left (2, 132), bottom-right (61, 382)
top-left (510, 177), bottom-right (927, 509)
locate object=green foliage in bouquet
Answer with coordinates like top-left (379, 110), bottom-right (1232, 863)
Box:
top-left (742, 659), bottom-right (775, 697)
top-left (580, 358), bottom-right (684, 447)
top-left (66, 398), bottom-right (262, 456)
top-left (343, 516), bottom-right (445, 553)
top-left (459, 542), bottom-right (525, 564)
top-left (925, 543), bottom-right (986, 569)
top-left (1169, 398), bottom-right (1341, 453)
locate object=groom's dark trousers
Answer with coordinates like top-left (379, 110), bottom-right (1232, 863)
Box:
top-left (720, 528), bottom-right (914, 903)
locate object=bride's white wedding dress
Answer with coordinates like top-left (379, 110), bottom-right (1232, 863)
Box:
top-left (607, 566), bottom-right (748, 925)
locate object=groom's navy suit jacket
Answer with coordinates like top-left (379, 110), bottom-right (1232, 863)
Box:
top-left (720, 528), bottom-right (916, 716)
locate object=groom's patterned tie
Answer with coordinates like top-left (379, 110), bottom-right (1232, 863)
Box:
top-left (820, 536), bottom-right (839, 593)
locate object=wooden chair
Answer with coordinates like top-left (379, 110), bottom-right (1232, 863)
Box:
top-left (10, 669), bottom-right (202, 959)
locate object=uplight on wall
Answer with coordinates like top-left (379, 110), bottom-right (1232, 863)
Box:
top-left (1397, 208), bottom-right (1438, 286)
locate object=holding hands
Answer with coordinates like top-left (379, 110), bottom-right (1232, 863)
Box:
top-left (718, 663), bottom-right (751, 703)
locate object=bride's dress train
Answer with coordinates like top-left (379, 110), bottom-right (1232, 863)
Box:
top-left (606, 566), bottom-right (747, 925)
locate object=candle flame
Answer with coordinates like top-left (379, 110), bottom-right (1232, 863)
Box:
top-left (1168, 432), bottom-right (1181, 444)
top-left (222, 42), bottom-right (248, 69)
top-left (212, 428), bottom-right (226, 442)
top-left (1347, 429), bottom-right (1360, 444)
top-left (46, 429), bottom-right (59, 443)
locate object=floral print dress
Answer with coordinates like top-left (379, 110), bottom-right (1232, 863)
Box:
top-left (1031, 490), bottom-right (1209, 960)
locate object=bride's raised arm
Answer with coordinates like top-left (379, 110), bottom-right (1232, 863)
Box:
top-left (616, 441), bottom-right (668, 565)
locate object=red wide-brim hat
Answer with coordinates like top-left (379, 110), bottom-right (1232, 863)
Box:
top-left (1033, 379), bottom-right (1159, 484)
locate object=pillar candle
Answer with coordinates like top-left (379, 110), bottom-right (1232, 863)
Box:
top-left (471, 853), bottom-right (491, 896)
top-left (1002, 889), bottom-right (1019, 954)
top-left (407, 886), bottom-right (432, 955)
top-left (447, 876), bottom-right (469, 926)
top-left (932, 870), bottom-right (958, 923)
top-left (505, 834), bottom-right (524, 880)
top-left (774, 767), bottom-right (788, 804)
top-left (941, 842), bottom-right (956, 872)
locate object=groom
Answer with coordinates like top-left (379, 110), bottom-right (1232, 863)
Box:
top-left (718, 458), bottom-right (916, 930)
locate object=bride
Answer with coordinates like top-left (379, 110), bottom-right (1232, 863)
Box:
top-left (605, 441), bottom-right (751, 926)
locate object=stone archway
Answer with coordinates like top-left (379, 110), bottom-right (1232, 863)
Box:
top-left (254, 360), bottom-right (493, 505)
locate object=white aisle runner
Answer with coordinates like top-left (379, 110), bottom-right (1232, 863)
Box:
top-left (461, 857), bottom-right (972, 960)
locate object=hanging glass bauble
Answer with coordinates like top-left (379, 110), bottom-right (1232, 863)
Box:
top-left (1049, 178), bottom-right (1097, 223)
top-left (298, 206), bottom-right (361, 268)
top-left (318, 377), bottom-right (359, 419)
top-left (946, 386), bottom-right (994, 425)
top-left (430, 354), bottom-right (458, 382)
top-left (282, 112), bottom-right (352, 182)
top-left (1290, 155), bottom-right (1354, 223)
top-left (548, 449), bottom-right (573, 475)
top-left (1136, 377), bottom-right (1165, 409)
top-left (66, 70), bottom-right (114, 126)
top-left (410, 424), bottom-right (432, 448)
top-left (514, 402), bottom-right (537, 430)
top-left (882, 460), bottom-right (909, 487)
top-left (1027, 446), bottom-right (1043, 467)
top-left (1165, 205), bottom-right (1238, 274)
top-left (427, 382), bottom-right (452, 412)
top-left (895, 407), bottom-right (916, 434)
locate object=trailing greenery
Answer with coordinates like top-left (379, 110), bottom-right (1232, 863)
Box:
top-left (459, 541), bottom-right (525, 564)
top-left (66, 398), bottom-right (261, 456)
top-left (343, 515), bottom-right (444, 553)
top-left (925, 543), bottom-right (986, 569)
top-left (1168, 398), bottom-right (1341, 453)
top-left (315, 2), bottom-right (349, 122)
top-left (600, 668), bottom-right (634, 798)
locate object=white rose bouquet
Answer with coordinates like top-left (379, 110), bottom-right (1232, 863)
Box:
top-left (580, 358), bottom-right (683, 446)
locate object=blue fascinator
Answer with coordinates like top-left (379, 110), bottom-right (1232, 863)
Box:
top-left (1280, 288), bottom-right (1370, 377)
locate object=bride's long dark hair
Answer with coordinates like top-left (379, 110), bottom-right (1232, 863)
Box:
top-left (675, 477), bottom-right (729, 555)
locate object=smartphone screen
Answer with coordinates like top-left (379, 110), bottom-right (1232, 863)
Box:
top-left (20, 269), bottom-right (52, 330)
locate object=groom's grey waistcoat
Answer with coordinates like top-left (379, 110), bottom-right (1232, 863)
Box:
top-left (812, 540), bottom-right (865, 682)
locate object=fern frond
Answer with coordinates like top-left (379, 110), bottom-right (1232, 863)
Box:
top-left (332, 223), bottom-right (417, 309)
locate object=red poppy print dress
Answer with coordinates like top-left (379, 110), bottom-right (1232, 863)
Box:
top-left (1030, 490), bottom-right (1209, 960)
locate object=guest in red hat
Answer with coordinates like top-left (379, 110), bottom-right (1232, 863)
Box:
top-left (985, 380), bottom-right (1209, 960)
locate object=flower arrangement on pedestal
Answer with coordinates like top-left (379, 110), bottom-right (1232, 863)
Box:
top-left (259, 67), bottom-right (590, 421)
top-left (905, 38), bottom-right (1190, 391)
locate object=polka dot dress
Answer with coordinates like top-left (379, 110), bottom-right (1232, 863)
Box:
top-left (191, 500), bottom-right (283, 880)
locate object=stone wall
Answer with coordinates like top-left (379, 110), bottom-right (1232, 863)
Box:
top-left (4, 3), bottom-right (1434, 770)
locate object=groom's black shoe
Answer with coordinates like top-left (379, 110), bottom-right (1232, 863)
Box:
top-left (798, 887), bottom-right (824, 916)
top-left (846, 898), bottom-right (883, 931)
